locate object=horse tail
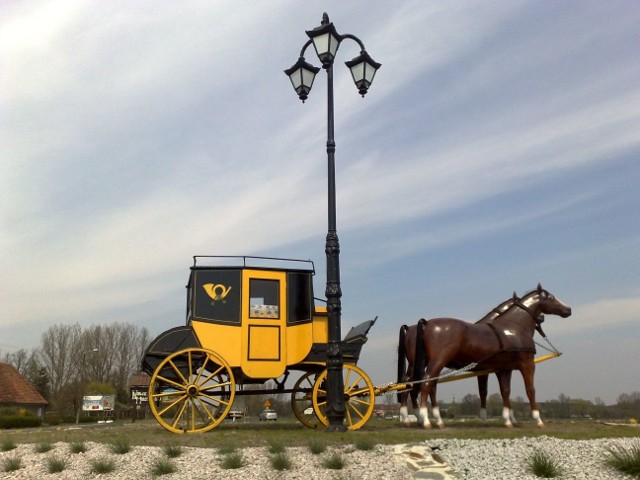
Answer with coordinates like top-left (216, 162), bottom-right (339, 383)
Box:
top-left (397, 324), bottom-right (409, 402)
top-left (412, 318), bottom-right (428, 396)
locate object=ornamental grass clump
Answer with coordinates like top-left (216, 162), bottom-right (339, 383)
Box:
top-left (322, 451), bottom-right (346, 470)
top-left (163, 444), bottom-right (183, 458)
top-left (0, 437), bottom-right (17, 452)
top-left (270, 451), bottom-right (292, 471)
top-left (110, 437), bottom-right (132, 454)
top-left (89, 457), bottom-right (116, 474)
top-left (307, 438), bottom-right (327, 455)
top-left (267, 439), bottom-right (285, 454)
top-left (220, 451), bottom-right (244, 469)
top-left (2, 455), bottom-right (23, 472)
top-left (151, 457), bottom-right (177, 477)
top-left (525, 449), bottom-right (563, 478)
top-left (604, 441), bottom-right (640, 477)
top-left (354, 436), bottom-right (376, 451)
top-left (69, 441), bottom-right (88, 453)
top-left (34, 441), bottom-right (53, 453)
top-left (46, 455), bottom-right (68, 473)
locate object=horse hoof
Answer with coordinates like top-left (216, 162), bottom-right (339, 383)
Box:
top-left (421, 423), bottom-right (432, 430)
top-left (537, 422), bottom-right (545, 429)
top-left (436, 423), bottom-right (445, 430)
top-left (505, 423), bottom-right (514, 429)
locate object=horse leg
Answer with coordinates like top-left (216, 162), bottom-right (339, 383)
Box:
top-left (521, 362), bottom-right (544, 428)
top-left (496, 370), bottom-right (514, 428)
top-left (429, 381), bottom-right (445, 429)
top-left (478, 374), bottom-right (489, 423)
top-left (399, 389), bottom-right (410, 426)
top-left (418, 378), bottom-right (432, 429)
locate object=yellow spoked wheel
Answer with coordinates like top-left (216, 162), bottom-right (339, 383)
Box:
top-left (291, 371), bottom-right (322, 429)
top-left (148, 348), bottom-right (235, 433)
top-left (312, 364), bottom-right (375, 431)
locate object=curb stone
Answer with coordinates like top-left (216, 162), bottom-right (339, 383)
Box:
top-left (392, 443), bottom-right (458, 479)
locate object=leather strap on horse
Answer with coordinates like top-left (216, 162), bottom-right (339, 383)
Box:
top-left (487, 323), bottom-right (504, 351)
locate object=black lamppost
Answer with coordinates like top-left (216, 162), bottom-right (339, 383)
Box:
top-left (285, 13), bottom-right (380, 431)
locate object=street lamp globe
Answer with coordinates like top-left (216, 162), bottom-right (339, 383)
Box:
top-left (305, 13), bottom-right (342, 65)
top-left (345, 51), bottom-right (381, 97)
top-left (284, 57), bottom-right (321, 103)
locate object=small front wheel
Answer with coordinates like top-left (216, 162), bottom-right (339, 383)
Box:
top-left (312, 364), bottom-right (375, 431)
top-left (148, 348), bottom-right (235, 433)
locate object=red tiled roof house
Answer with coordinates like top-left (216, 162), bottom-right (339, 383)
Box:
top-left (0, 362), bottom-right (48, 418)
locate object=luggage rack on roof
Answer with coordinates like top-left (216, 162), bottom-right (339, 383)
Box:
top-left (192, 255), bottom-right (315, 272)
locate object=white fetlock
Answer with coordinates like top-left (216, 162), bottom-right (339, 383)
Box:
top-left (532, 409), bottom-right (544, 428)
top-left (509, 409), bottom-right (517, 426)
top-left (503, 406), bottom-right (513, 427)
top-left (479, 408), bottom-right (488, 423)
top-left (399, 406), bottom-right (409, 425)
top-left (419, 407), bottom-right (431, 428)
top-left (432, 406), bottom-right (445, 428)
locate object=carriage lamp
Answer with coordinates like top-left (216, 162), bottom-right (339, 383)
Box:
top-left (285, 13), bottom-right (380, 432)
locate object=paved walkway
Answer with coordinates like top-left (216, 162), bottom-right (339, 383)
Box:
top-left (392, 443), bottom-right (458, 479)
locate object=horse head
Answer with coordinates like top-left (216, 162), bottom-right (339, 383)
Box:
top-left (521, 283), bottom-right (572, 318)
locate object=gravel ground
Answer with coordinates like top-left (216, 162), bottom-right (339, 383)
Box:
top-left (425, 435), bottom-right (639, 479)
top-left (0, 437), bottom-right (638, 479)
top-left (0, 442), bottom-right (412, 479)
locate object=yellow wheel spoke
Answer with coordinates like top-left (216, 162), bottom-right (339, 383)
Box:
top-left (194, 355), bottom-right (208, 384)
top-left (200, 393), bottom-right (231, 407)
top-left (197, 365), bottom-right (225, 386)
top-left (346, 387), bottom-right (371, 398)
top-left (200, 380), bottom-right (232, 392)
top-left (171, 398), bottom-right (189, 429)
top-left (155, 374), bottom-right (186, 391)
top-left (196, 397), bottom-right (217, 422)
top-left (168, 359), bottom-right (189, 385)
top-left (158, 394), bottom-right (187, 416)
top-left (347, 402), bottom-right (366, 420)
top-left (151, 390), bottom-right (185, 400)
top-left (351, 397), bottom-right (372, 407)
top-left (346, 375), bottom-right (364, 392)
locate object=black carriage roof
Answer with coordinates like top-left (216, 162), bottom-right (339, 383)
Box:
top-left (190, 255), bottom-right (315, 274)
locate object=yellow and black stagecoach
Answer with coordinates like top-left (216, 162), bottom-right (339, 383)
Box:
top-left (142, 256), bottom-right (376, 433)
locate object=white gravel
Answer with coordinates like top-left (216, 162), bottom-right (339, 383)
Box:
top-left (424, 436), bottom-right (639, 479)
top-left (0, 437), bottom-right (638, 479)
top-left (0, 442), bottom-right (412, 479)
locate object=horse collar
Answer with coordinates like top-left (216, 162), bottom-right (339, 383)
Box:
top-left (515, 300), bottom-right (539, 322)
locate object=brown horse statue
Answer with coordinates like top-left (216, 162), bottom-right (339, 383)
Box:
top-left (398, 294), bottom-right (519, 426)
top-left (399, 284), bottom-right (571, 428)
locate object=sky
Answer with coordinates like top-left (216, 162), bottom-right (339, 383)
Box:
top-left (1, 1), bottom-right (639, 407)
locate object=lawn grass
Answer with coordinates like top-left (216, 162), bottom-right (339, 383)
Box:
top-left (4, 418), bottom-right (639, 451)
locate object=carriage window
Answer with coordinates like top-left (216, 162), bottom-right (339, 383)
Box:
top-left (287, 272), bottom-right (312, 325)
top-left (249, 279), bottom-right (280, 319)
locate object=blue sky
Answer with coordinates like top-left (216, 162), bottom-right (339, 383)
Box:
top-left (1, 1), bottom-right (639, 406)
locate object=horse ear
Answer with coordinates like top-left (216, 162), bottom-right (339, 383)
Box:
top-left (537, 282), bottom-right (542, 292)
top-left (512, 291), bottom-right (518, 300)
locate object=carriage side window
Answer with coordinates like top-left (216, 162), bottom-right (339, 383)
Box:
top-left (287, 272), bottom-right (312, 325)
top-left (249, 279), bottom-right (280, 319)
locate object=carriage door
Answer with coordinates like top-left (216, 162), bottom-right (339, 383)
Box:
top-left (241, 270), bottom-right (287, 379)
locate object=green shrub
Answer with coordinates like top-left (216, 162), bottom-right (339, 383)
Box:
top-left (217, 443), bottom-right (236, 454)
top-left (2, 455), bottom-right (22, 472)
top-left (69, 441), bottom-right (88, 453)
top-left (151, 458), bottom-right (176, 477)
top-left (270, 452), bottom-right (292, 471)
top-left (46, 455), bottom-right (68, 473)
top-left (220, 451), bottom-right (244, 469)
top-left (322, 452), bottom-right (345, 470)
top-left (604, 442), bottom-right (640, 477)
top-left (89, 458), bottom-right (116, 474)
top-left (44, 412), bottom-right (62, 425)
top-left (0, 415), bottom-right (42, 429)
top-left (525, 450), bottom-right (562, 478)
top-left (0, 437), bottom-right (17, 452)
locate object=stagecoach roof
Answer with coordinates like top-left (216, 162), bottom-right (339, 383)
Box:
top-left (191, 255), bottom-right (315, 273)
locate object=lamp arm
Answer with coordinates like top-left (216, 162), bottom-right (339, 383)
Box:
top-left (339, 34), bottom-right (366, 53)
top-left (299, 39), bottom-right (313, 59)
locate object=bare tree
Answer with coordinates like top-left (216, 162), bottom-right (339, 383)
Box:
top-left (40, 323), bottom-right (82, 396)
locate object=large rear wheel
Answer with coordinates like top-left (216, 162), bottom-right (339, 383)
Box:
top-left (312, 364), bottom-right (375, 430)
top-left (148, 348), bottom-right (235, 433)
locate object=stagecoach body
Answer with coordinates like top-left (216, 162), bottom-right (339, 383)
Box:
top-left (142, 256), bottom-right (376, 433)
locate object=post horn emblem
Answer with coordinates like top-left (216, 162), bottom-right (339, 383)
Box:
top-left (202, 283), bottom-right (232, 304)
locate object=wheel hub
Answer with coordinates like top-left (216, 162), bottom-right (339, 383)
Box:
top-left (186, 384), bottom-right (199, 397)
